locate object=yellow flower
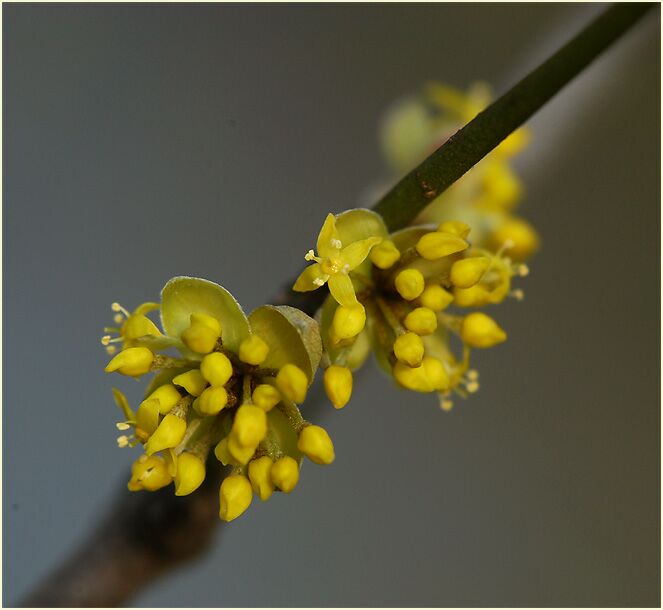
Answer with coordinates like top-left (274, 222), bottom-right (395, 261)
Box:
top-left (181, 313), bottom-right (221, 354)
top-left (275, 363), bottom-right (308, 404)
top-left (297, 425), bottom-right (335, 465)
top-left (394, 269), bottom-right (425, 301)
top-left (219, 474), bottom-right (253, 522)
top-left (271, 456), bottom-right (300, 493)
top-left (460, 313), bottom-right (507, 348)
top-left (174, 452), bottom-right (206, 496)
top-left (248, 456), bottom-right (275, 501)
top-left (104, 347), bottom-right (154, 377)
top-left (251, 384), bottom-right (281, 412)
top-left (239, 334), bottom-right (270, 365)
top-left (293, 213), bottom-right (381, 307)
top-left (127, 455), bottom-right (172, 492)
top-left (393, 332), bottom-right (425, 367)
top-left (323, 365), bottom-right (353, 409)
top-left (101, 301), bottom-right (161, 354)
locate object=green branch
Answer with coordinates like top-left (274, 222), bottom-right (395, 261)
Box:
top-left (373, 2), bottom-right (654, 231)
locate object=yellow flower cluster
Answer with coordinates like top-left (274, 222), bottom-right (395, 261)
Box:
top-left (294, 209), bottom-right (528, 411)
top-left (103, 277), bottom-right (333, 522)
top-left (380, 81), bottom-right (540, 262)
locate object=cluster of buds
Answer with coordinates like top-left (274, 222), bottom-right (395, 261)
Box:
top-left (103, 277), bottom-right (334, 521)
top-left (294, 209), bottom-right (528, 411)
top-left (380, 81), bottom-right (540, 262)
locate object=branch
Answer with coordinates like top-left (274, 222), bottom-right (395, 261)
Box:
top-left (18, 4), bottom-right (654, 606)
top-left (373, 2), bottom-right (654, 231)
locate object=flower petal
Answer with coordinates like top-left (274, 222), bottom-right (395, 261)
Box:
top-left (293, 263), bottom-right (328, 292)
top-left (317, 213), bottom-right (341, 258)
top-left (328, 274), bottom-right (358, 307)
top-left (340, 237), bottom-right (382, 270)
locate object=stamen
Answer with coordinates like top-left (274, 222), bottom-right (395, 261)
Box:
top-left (111, 302), bottom-right (130, 317)
top-left (106, 346), bottom-right (117, 355)
top-left (466, 369), bottom-right (479, 381)
top-left (116, 422), bottom-right (131, 431)
top-left (116, 435), bottom-right (130, 448)
top-left (517, 264), bottom-right (529, 277)
top-left (113, 314), bottom-right (125, 324)
top-left (331, 238), bottom-right (342, 249)
top-left (101, 335), bottom-right (111, 345)
top-left (465, 381), bottom-right (480, 393)
top-left (510, 289), bottom-right (525, 301)
top-left (440, 397), bottom-right (454, 411)
top-left (304, 250), bottom-right (316, 262)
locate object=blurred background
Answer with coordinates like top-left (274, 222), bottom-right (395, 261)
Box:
top-left (4, 3), bottom-right (660, 607)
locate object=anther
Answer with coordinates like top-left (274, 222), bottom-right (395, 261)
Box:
top-left (116, 422), bottom-right (131, 431)
top-left (101, 335), bottom-right (111, 345)
top-left (466, 369), bottom-right (479, 381)
top-left (517, 264), bottom-right (529, 277)
top-left (304, 250), bottom-right (316, 261)
top-left (117, 435), bottom-right (130, 448)
top-left (111, 302), bottom-right (130, 316)
top-left (510, 289), bottom-right (525, 301)
top-left (113, 314), bottom-right (124, 324)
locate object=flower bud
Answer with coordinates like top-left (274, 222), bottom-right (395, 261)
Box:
top-left (231, 405), bottom-right (267, 448)
top-left (145, 414), bottom-right (187, 455)
top-left (174, 452), bottom-right (206, 496)
top-left (270, 456), bottom-right (300, 493)
top-left (200, 352), bottom-right (233, 387)
top-left (297, 425), bottom-right (335, 465)
top-left (422, 356), bottom-right (449, 391)
top-left (144, 383), bottom-right (182, 415)
top-left (135, 398), bottom-right (160, 440)
top-left (404, 307), bottom-right (438, 335)
top-left (437, 220), bottom-right (471, 238)
top-left (252, 384), bottom-right (281, 412)
top-left (239, 334), bottom-right (270, 365)
top-left (369, 239), bottom-right (401, 269)
top-left (219, 474), bottom-right (252, 522)
top-left (393, 361), bottom-right (433, 393)
top-left (214, 437), bottom-right (234, 466)
top-left (276, 363), bottom-right (308, 404)
top-left (248, 456), bottom-right (275, 501)
top-left (450, 257), bottom-right (491, 288)
top-left (128, 455), bottom-right (172, 492)
top-left (489, 217), bottom-right (540, 261)
top-left (453, 285), bottom-right (492, 308)
top-left (323, 365), bottom-right (353, 409)
top-left (227, 435), bottom-right (257, 465)
top-left (394, 269), bottom-right (425, 300)
top-left (332, 303), bottom-right (366, 340)
top-left (195, 386), bottom-right (228, 416)
top-left (461, 312), bottom-right (507, 348)
top-left (123, 314), bottom-right (161, 340)
top-left (393, 332), bottom-right (424, 367)
top-left (415, 231), bottom-right (468, 260)
top-left (181, 313), bottom-right (221, 354)
top-left (420, 284), bottom-right (453, 311)
top-left (104, 347), bottom-right (154, 377)
top-left (173, 369), bottom-right (208, 397)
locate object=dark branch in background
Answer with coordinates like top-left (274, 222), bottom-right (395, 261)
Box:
top-left (19, 4), bottom-right (654, 607)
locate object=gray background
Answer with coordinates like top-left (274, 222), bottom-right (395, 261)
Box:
top-left (4, 3), bottom-right (660, 607)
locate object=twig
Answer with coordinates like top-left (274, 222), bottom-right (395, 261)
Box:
top-left (18, 4), bottom-right (654, 606)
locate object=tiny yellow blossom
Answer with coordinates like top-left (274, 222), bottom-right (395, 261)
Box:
top-left (252, 384), bottom-right (281, 412)
top-left (332, 303), bottom-right (366, 340)
top-left (271, 456), bottom-right (300, 493)
top-left (102, 302), bottom-right (161, 352)
top-left (323, 365), bottom-right (353, 409)
top-left (239, 334), bottom-right (270, 365)
top-left (297, 425), bottom-right (335, 465)
top-left (219, 474), bottom-right (253, 522)
top-left (231, 405), bottom-right (267, 448)
top-left (393, 332), bottom-right (425, 367)
top-left (461, 312), bottom-right (507, 348)
top-left (104, 347), bottom-right (154, 377)
top-left (275, 363), bottom-right (308, 404)
top-left (227, 435), bottom-right (258, 465)
top-left (173, 369), bottom-right (208, 397)
top-left (489, 217), bottom-right (540, 261)
top-left (415, 231), bottom-right (468, 260)
top-left (145, 414), bottom-right (187, 455)
top-left (248, 456), bottom-right (275, 501)
top-left (453, 284), bottom-right (492, 308)
top-left (200, 352), bottom-right (233, 387)
top-left (195, 386), bottom-right (228, 416)
top-left (293, 213), bottom-right (381, 307)
top-left (174, 452), bottom-right (206, 496)
top-left (369, 239), bottom-right (401, 269)
top-left (422, 356), bottom-right (450, 391)
top-left (181, 313), bottom-right (221, 354)
top-left (393, 361), bottom-right (434, 393)
top-left (420, 284), bottom-right (453, 311)
top-left (394, 269), bottom-right (425, 301)
top-left (144, 383), bottom-right (182, 415)
top-left (404, 307), bottom-right (438, 335)
top-left (437, 220), bottom-right (471, 238)
top-left (450, 257), bottom-right (491, 288)
top-left (127, 455), bottom-right (172, 492)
